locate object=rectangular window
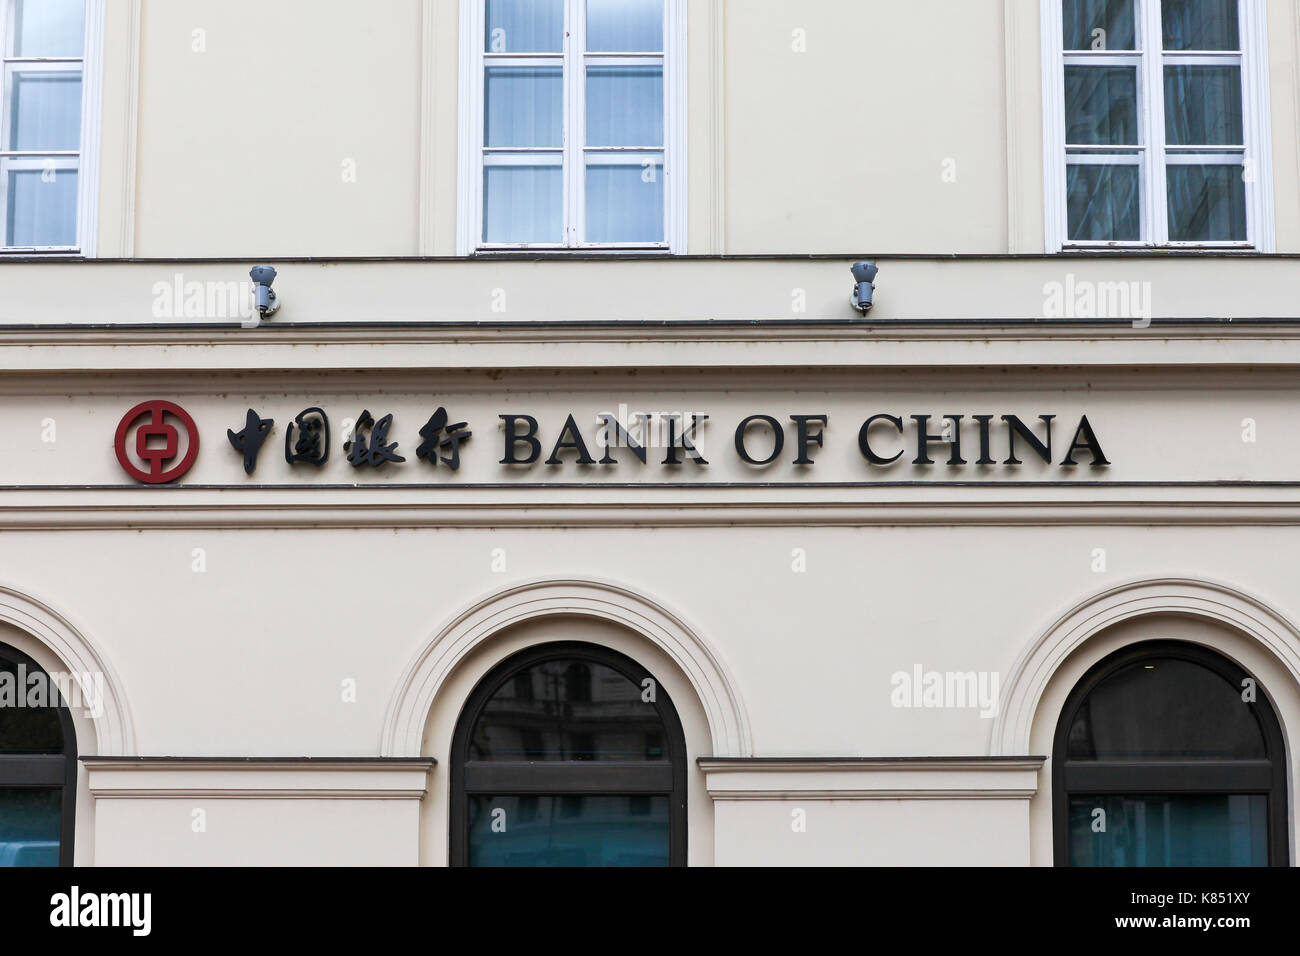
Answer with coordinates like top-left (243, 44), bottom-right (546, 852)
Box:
top-left (459, 0), bottom-right (685, 254)
top-left (1042, 0), bottom-right (1272, 250)
top-left (0, 0), bottom-right (99, 254)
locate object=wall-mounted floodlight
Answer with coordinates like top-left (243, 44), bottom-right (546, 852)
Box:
top-left (850, 261), bottom-right (878, 314)
top-left (249, 266), bottom-right (280, 317)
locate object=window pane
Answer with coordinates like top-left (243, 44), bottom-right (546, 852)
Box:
top-left (0, 654), bottom-right (64, 751)
top-left (586, 65), bottom-right (663, 147)
top-left (484, 66), bottom-right (562, 147)
top-left (483, 164), bottom-right (561, 242)
top-left (1069, 795), bottom-right (1268, 866)
top-left (586, 0), bottom-right (663, 52)
top-left (586, 158), bottom-right (664, 243)
top-left (1064, 66), bottom-right (1138, 145)
top-left (5, 166), bottom-right (78, 246)
top-left (1062, 0), bottom-right (1135, 51)
top-left (484, 0), bottom-right (563, 53)
top-left (1162, 0), bottom-right (1239, 50)
top-left (470, 658), bottom-right (666, 759)
top-left (7, 71), bottom-right (82, 151)
top-left (1068, 657), bottom-right (1263, 759)
top-left (1067, 164), bottom-right (1140, 240)
top-left (468, 795), bottom-right (669, 866)
top-left (11, 0), bottom-right (85, 57)
top-left (0, 789), bottom-right (61, 867)
top-left (1168, 163), bottom-right (1247, 241)
top-left (1164, 65), bottom-right (1243, 145)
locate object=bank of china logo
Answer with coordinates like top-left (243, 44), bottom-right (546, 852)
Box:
top-left (114, 400), bottom-right (200, 484)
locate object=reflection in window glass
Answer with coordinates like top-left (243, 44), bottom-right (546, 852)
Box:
top-left (586, 0), bottom-right (663, 52)
top-left (11, 0), bottom-right (85, 57)
top-left (0, 789), bottom-right (61, 867)
top-left (586, 65), bottom-right (663, 147)
top-left (587, 158), bottom-right (663, 243)
top-left (1162, 0), bottom-right (1239, 51)
top-left (1062, 0), bottom-right (1135, 51)
top-left (1067, 164), bottom-right (1140, 241)
top-left (5, 168), bottom-right (78, 247)
top-left (468, 795), bottom-right (669, 866)
top-left (470, 658), bottom-right (665, 760)
top-left (1070, 795), bottom-right (1268, 866)
top-left (483, 164), bottom-right (561, 243)
top-left (1167, 164), bottom-right (1247, 241)
top-left (484, 0), bottom-right (563, 53)
top-left (484, 66), bottom-right (562, 148)
top-left (1064, 67), bottom-right (1138, 145)
top-left (8, 72), bottom-right (82, 151)
top-left (1164, 65), bottom-right (1243, 146)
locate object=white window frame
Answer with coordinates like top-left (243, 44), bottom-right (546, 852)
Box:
top-left (1041, 0), bottom-right (1274, 252)
top-left (457, 0), bottom-right (687, 255)
top-left (0, 0), bottom-right (103, 256)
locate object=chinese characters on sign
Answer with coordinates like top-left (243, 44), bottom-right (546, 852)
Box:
top-left (113, 400), bottom-right (1110, 484)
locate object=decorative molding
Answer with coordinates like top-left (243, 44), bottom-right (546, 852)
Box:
top-left (698, 756), bottom-right (1046, 800)
top-left (992, 576), bottom-right (1300, 756)
top-left (83, 758), bottom-right (435, 799)
top-left (0, 584), bottom-right (135, 755)
top-left (79, 0), bottom-right (107, 257)
top-left (418, 0), bottom-right (440, 255)
top-left (4, 488), bottom-right (1300, 530)
top-left (117, 0), bottom-right (141, 258)
top-left (708, 0), bottom-right (725, 253)
top-left (381, 577), bottom-right (752, 758)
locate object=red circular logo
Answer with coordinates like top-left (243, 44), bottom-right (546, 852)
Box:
top-left (114, 401), bottom-right (200, 484)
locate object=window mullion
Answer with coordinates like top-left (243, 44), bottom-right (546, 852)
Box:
top-left (1141, 0), bottom-right (1169, 243)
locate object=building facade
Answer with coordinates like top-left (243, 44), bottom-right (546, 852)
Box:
top-left (1, 0), bottom-right (1299, 866)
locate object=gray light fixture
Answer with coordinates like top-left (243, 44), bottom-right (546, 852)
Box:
top-left (850, 261), bottom-right (878, 314)
top-left (249, 266), bottom-right (280, 317)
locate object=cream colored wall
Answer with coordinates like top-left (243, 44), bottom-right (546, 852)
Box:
top-left (86, 0), bottom-right (1300, 256)
top-left (127, 0), bottom-right (425, 257)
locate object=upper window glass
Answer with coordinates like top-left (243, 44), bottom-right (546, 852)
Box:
top-left (0, 643), bottom-right (76, 867)
top-left (0, 0), bottom-right (93, 252)
top-left (1047, 0), bottom-right (1268, 249)
top-left (1054, 641), bottom-right (1287, 867)
top-left (1065, 657), bottom-right (1266, 760)
top-left (463, 0), bottom-right (681, 253)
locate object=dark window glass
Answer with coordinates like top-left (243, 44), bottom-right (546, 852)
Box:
top-left (453, 642), bottom-right (686, 867)
top-left (1066, 657), bottom-right (1265, 760)
top-left (1167, 164), bottom-right (1247, 241)
top-left (469, 657), bottom-right (662, 761)
top-left (1064, 67), bottom-right (1139, 145)
top-left (1164, 65), bottom-right (1243, 146)
top-left (1063, 0), bottom-right (1136, 51)
top-left (468, 794), bottom-right (669, 866)
top-left (1067, 164), bottom-right (1141, 241)
top-left (1069, 794), bottom-right (1268, 866)
top-left (0, 655), bottom-right (63, 753)
top-left (1162, 0), bottom-right (1239, 50)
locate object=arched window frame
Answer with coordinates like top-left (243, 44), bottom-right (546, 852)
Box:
top-left (0, 642), bottom-right (77, 866)
top-left (1052, 639), bottom-right (1288, 866)
top-left (449, 640), bottom-right (687, 866)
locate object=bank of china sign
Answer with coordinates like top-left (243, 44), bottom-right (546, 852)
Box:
top-left (112, 400), bottom-right (1109, 484)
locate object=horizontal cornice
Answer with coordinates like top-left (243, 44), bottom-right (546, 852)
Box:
top-left (0, 486), bottom-right (1299, 529)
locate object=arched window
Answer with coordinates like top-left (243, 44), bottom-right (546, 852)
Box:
top-left (1054, 640), bottom-right (1287, 866)
top-left (450, 641), bottom-right (686, 866)
top-left (0, 642), bottom-right (77, 866)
